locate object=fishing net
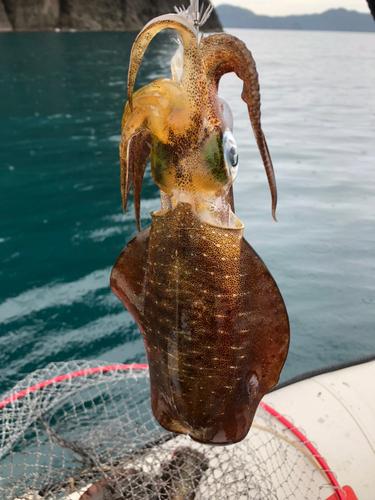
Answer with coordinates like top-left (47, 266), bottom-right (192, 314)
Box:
top-left (0, 361), bottom-right (344, 500)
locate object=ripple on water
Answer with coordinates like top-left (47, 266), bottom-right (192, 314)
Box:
top-left (362, 297), bottom-right (375, 304)
top-left (108, 134), bottom-right (121, 142)
top-left (303, 241), bottom-right (337, 255)
top-left (0, 269), bottom-right (111, 324)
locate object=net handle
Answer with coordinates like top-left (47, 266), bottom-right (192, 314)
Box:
top-left (0, 364), bottom-right (345, 499)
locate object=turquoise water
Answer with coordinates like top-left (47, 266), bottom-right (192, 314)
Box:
top-left (1, 29), bottom-right (375, 395)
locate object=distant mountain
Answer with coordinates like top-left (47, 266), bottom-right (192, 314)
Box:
top-left (0, 0), bottom-right (222, 32)
top-left (216, 5), bottom-right (375, 33)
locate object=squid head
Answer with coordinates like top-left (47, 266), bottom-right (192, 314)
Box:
top-left (120, 7), bottom-right (277, 228)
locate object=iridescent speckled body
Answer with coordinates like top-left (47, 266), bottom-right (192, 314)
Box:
top-left (111, 1), bottom-right (289, 445)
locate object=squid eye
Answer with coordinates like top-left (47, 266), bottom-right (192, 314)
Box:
top-left (223, 130), bottom-right (239, 181)
top-left (229, 146), bottom-right (238, 167)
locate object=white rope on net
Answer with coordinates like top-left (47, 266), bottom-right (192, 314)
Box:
top-left (0, 361), bottom-right (344, 500)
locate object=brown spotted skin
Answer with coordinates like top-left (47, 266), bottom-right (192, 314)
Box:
top-left (111, 7), bottom-right (290, 444)
top-left (111, 203), bottom-right (289, 444)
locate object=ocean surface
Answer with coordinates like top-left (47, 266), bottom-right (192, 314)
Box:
top-left (1, 28), bottom-right (375, 396)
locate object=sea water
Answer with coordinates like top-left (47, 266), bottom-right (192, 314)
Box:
top-left (1, 28), bottom-right (374, 395)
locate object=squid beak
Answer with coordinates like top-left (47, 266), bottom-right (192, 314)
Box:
top-left (201, 34), bottom-right (278, 221)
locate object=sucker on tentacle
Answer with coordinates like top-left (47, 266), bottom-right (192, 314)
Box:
top-left (111, 0), bottom-right (289, 445)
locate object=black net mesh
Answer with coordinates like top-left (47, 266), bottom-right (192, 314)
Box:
top-left (0, 361), bottom-right (341, 499)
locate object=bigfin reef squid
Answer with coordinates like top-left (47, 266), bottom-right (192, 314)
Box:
top-left (111, 0), bottom-right (290, 445)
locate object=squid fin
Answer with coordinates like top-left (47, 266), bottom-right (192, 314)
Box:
top-left (110, 226), bottom-right (151, 326)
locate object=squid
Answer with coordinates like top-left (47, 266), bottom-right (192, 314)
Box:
top-left (111, 0), bottom-right (289, 445)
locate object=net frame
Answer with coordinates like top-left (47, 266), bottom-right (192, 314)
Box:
top-left (0, 362), bottom-right (346, 500)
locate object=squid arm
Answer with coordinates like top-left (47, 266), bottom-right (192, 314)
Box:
top-left (201, 34), bottom-right (277, 221)
top-left (120, 79), bottom-right (185, 228)
top-left (120, 127), bottom-right (152, 232)
top-left (127, 14), bottom-right (202, 112)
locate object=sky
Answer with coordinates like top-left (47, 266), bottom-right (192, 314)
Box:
top-left (209, 0), bottom-right (371, 16)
